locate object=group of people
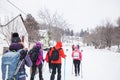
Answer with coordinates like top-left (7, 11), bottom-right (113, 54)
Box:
top-left (1, 32), bottom-right (82, 80)
top-left (44, 43), bottom-right (82, 80)
top-left (1, 32), bottom-right (45, 80)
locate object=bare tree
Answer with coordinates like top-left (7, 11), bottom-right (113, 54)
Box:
top-left (92, 22), bottom-right (113, 48)
top-left (111, 17), bottom-right (120, 48)
top-left (83, 21), bottom-right (114, 48)
top-left (90, 29), bottom-right (100, 48)
top-left (38, 8), bottom-right (68, 42)
top-left (117, 17), bottom-right (120, 27)
top-left (103, 22), bottom-right (114, 48)
top-left (112, 27), bottom-right (120, 48)
top-left (83, 17), bottom-right (120, 49)
top-left (83, 29), bottom-right (98, 48)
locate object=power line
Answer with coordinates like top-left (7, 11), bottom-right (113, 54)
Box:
top-left (6, 0), bottom-right (27, 15)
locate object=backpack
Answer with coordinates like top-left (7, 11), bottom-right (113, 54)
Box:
top-left (28, 46), bottom-right (39, 62)
top-left (47, 49), bottom-right (51, 63)
top-left (51, 47), bottom-right (62, 61)
top-left (1, 50), bottom-right (22, 80)
top-left (73, 52), bottom-right (80, 59)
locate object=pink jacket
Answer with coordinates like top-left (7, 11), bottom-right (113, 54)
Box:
top-left (72, 46), bottom-right (82, 60)
top-left (35, 42), bottom-right (43, 66)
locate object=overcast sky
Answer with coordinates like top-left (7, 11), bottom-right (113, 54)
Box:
top-left (0, 0), bottom-right (120, 32)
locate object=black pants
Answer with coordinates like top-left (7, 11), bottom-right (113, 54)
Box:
top-left (50, 63), bottom-right (61, 80)
top-left (30, 63), bottom-right (43, 80)
top-left (73, 60), bottom-right (81, 75)
top-left (48, 61), bottom-right (52, 73)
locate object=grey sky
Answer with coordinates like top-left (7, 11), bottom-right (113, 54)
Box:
top-left (0, 0), bottom-right (120, 32)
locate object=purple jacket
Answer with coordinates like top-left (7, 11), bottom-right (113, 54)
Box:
top-left (9, 43), bottom-right (32, 80)
top-left (19, 53), bottom-right (32, 70)
top-left (35, 42), bottom-right (43, 66)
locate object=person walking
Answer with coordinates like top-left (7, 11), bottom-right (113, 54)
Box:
top-left (72, 45), bottom-right (82, 76)
top-left (2, 32), bottom-right (32, 80)
top-left (48, 41), bottom-right (66, 80)
top-left (29, 42), bottom-right (44, 80)
top-left (45, 47), bottom-right (52, 73)
top-left (1, 41), bottom-right (32, 80)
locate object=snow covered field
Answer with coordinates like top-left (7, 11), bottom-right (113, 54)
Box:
top-left (0, 45), bottom-right (120, 80)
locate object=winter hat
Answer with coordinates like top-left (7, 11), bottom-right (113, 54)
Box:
top-left (12, 32), bottom-right (19, 37)
top-left (36, 41), bottom-right (41, 49)
top-left (11, 32), bottom-right (21, 43)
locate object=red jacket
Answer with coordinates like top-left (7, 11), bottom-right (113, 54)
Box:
top-left (48, 41), bottom-right (66, 64)
top-left (45, 52), bottom-right (49, 62)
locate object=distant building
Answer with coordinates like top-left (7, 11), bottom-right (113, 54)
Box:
top-left (39, 30), bottom-right (49, 48)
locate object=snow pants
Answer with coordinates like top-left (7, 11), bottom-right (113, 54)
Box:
top-left (30, 63), bottom-right (43, 80)
top-left (48, 61), bottom-right (52, 73)
top-left (50, 63), bottom-right (61, 80)
top-left (73, 60), bottom-right (81, 75)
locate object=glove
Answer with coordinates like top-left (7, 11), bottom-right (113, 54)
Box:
top-left (43, 59), bottom-right (45, 62)
top-left (64, 55), bottom-right (67, 58)
top-left (20, 50), bottom-right (28, 60)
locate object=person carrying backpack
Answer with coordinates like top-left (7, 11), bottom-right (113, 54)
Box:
top-left (1, 42), bottom-right (32, 80)
top-left (45, 47), bottom-right (52, 73)
top-left (72, 45), bottom-right (82, 76)
top-left (29, 42), bottom-right (44, 80)
top-left (48, 41), bottom-right (66, 80)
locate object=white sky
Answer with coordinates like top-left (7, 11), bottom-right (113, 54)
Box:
top-left (0, 0), bottom-right (120, 32)
top-left (0, 45), bottom-right (120, 80)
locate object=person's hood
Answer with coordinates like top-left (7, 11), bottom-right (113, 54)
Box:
top-left (36, 42), bottom-right (41, 49)
top-left (55, 41), bottom-right (62, 48)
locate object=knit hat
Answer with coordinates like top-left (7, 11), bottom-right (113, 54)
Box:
top-left (12, 32), bottom-right (19, 37)
top-left (11, 32), bottom-right (21, 43)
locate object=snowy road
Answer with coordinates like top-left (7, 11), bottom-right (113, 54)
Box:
top-left (1, 46), bottom-right (120, 80)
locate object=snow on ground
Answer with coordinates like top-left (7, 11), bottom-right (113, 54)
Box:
top-left (0, 45), bottom-right (120, 80)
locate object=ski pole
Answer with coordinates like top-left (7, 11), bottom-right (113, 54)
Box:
top-left (64, 59), bottom-right (66, 80)
top-left (72, 61), bottom-right (74, 74)
top-left (42, 61), bottom-right (47, 72)
top-left (14, 60), bottom-right (24, 75)
top-left (80, 61), bottom-right (83, 78)
top-left (12, 49), bottom-right (27, 79)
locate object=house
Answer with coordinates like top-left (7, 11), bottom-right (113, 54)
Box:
top-left (0, 0), bottom-right (29, 55)
top-left (39, 30), bottom-right (49, 48)
top-left (0, 14), bottom-right (28, 55)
